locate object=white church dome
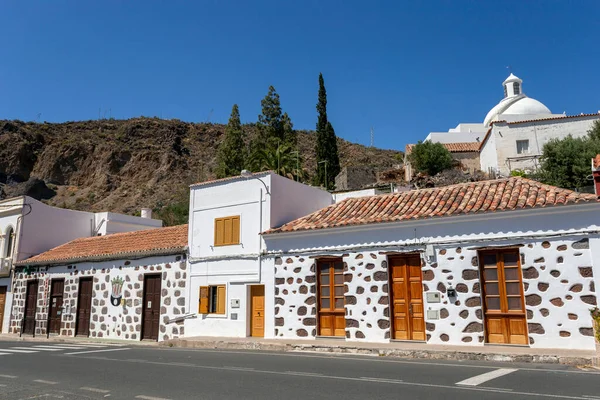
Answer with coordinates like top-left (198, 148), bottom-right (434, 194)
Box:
top-left (483, 74), bottom-right (552, 126)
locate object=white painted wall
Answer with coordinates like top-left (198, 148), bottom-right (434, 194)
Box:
top-left (94, 212), bottom-right (162, 235)
top-left (186, 173), bottom-right (331, 338)
top-left (425, 131), bottom-right (482, 144)
top-left (333, 188), bottom-right (384, 203)
top-left (479, 127), bottom-right (498, 174)
top-left (480, 116), bottom-right (600, 176)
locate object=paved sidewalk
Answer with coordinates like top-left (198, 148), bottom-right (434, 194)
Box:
top-left (163, 335), bottom-right (600, 367)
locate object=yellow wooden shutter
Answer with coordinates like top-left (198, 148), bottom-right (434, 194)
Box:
top-left (216, 285), bottom-right (226, 314)
top-left (223, 217), bottom-right (232, 245)
top-left (199, 286), bottom-right (209, 314)
top-left (232, 216), bottom-right (240, 244)
top-left (214, 218), bottom-right (224, 246)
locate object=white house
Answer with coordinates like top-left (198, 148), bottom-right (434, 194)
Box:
top-left (184, 171), bottom-right (332, 338)
top-left (405, 73), bottom-right (600, 178)
top-left (12, 225), bottom-right (187, 341)
top-left (262, 177), bottom-right (600, 351)
top-left (0, 196), bottom-right (161, 334)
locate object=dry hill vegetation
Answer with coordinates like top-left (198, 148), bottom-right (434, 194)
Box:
top-left (0, 118), bottom-right (402, 225)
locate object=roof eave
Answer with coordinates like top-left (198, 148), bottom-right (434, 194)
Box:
top-left (15, 246), bottom-right (188, 267)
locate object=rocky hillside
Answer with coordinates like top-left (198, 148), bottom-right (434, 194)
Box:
top-left (0, 118), bottom-right (402, 223)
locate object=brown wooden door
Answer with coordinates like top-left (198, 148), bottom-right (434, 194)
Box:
top-left (317, 259), bottom-right (345, 337)
top-left (389, 255), bottom-right (425, 341)
top-left (76, 278), bottom-right (93, 337)
top-left (142, 275), bottom-right (161, 341)
top-left (250, 285), bottom-right (265, 337)
top-left (0, 286), bottom-right (6, 333)
top-left (23, 280), bottom-right (38, 335)
top-left (48, 279), bottom-right (64, 334)
top-left (480, 250), bottom-right (528, 345)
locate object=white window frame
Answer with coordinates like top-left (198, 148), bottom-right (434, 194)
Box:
top-left (516, 140), bottom-right (529, 155)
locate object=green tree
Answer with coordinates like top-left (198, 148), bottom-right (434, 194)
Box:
top-left (409, 141), bottom-right (453, 176)
top-left (314, 73), bottom-right (340, 189)
top-left (282, 112), bottom-right (296, 146)
top-left (256, 86), bottom-right (284, 146)
top-left (249, 141), bottom-right (305, 181)
top-left (216, 104), bottom-right (247, 178)
top-left (539, 120), bottom-right (600, 190)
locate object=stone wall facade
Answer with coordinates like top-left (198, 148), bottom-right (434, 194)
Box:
top-left (271, 235), bottom-right (597, 350)
top-left (10, 254), bottom-right (187, 342)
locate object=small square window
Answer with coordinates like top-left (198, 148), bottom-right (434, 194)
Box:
top-left (513, 82), bottom-right (521, 95)
top-left (516, 140), bottom-right (529, 154)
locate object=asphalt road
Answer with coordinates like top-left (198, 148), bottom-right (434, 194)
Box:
top-left (0, 340), bottom-right (597, 399)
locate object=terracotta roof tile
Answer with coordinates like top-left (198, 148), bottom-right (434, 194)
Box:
top-left (264, 178), bottom-right (598, 234)
top-left (405, 142), bottom-right (480, 155)
top-left (17, 225), bottom-right (188, 266)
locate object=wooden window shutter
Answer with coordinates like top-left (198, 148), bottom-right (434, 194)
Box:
top-left (214, 219), bottom-right (224, 246)
top-left (199, 286), bottom-right (209, 314)
top-left (216, 285), bottom-right (226, 314)
top-left (232, 216), bottom-right (240, 244)
top-left (223, 217), bottom-right (232, 244)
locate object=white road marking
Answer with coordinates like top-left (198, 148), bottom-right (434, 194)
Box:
top-left (33, 379), bottom-right (58, 384)
top-left (135, 396), bottom-right (172, 400)
top-left (0, 384), bottom-right (6, 387)
top-left (360, 377), bottom-right (404, 383)
top-left (456, 368), bottom-right (518, 386)
top-left (223, 366), bottom-right (254, 371)
top-left (38, 345), bottom-right (88, 349)
top-left (27, 347), bottom-right (62, 352)
top-left (80, 387), bottom-right (111, 394)
top-left (284, 371), bottom-right (323, 377)
top-left (0, 349), bottom-right (37, 353)
top-left (0, 352), bottom-right (13, 356)
top-left (0, 374), bottom-right (17, 378)
top-left (64, 348), bottom-right (130, 355)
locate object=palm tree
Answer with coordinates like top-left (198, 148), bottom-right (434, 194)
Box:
top-left (249, 141), bottom-right (306, 181)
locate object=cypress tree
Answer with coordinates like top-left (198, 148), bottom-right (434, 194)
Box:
top-left (216, 104), bottom-right (247, 178)
top-left (257, 85), bottom-right (284, 146)
top-left (315, 73), bottom-right (340, 189)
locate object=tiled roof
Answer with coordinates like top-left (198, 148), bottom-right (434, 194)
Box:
top-left (479, 113), bottom-right (600, 150)
top-left (405, 142), bottom-right (480, 155)
top-left (191, 171), bottom-right (273, 188)
top-left (264, 178), bottom-right (598, 234)
top-left (17, 225), bottom-right (188, 266)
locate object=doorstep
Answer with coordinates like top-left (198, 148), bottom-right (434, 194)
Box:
top-left (163, 335), bottom-right (599, 367)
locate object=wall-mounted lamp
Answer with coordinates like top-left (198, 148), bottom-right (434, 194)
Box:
top-left (241, 170), bottom-right (270, 195)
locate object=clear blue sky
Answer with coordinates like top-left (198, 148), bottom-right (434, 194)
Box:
top-left (1, 1), bottom-right (598, 151)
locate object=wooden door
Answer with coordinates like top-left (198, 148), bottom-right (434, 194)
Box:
top-left (23, 280), bottom-right (38, 335)
top-left (48, 279), bottom-right (64, 334)
top-left (250, 285), bottom-right (265, 337)
top-left (142, 275), bottom-right (161, 341)
top-left (389, 255), bottom-right (425, 341)
top-left (76, 278), bottom-right (93, 337)
top-left (480, 250), bottom-right (528, 345)
top-left (317, 259), bottom-right (345, 337)
top-left (0, 286), bottom-right (6, 333)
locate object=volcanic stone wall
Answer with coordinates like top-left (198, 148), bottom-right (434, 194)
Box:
top-left (10, 255), bottom-right (187, 342)
top-left (273, 236), bottom-right (597, 350)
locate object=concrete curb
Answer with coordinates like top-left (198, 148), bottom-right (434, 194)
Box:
top-left (162, 338), bottom-right (599, 367)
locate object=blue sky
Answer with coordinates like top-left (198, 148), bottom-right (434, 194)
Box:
top-left (1, 1), bottom-right (598, 151)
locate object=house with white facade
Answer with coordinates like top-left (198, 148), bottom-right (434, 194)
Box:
top-left (262, 177), bottom-right (599, 351)
top-left (184, 171), bottom-right (332, 338)
top-left (12, 225), bottom-right (187, 341)
top-left (0, 196), bottom-right (161, 334)
top-left (405, 73), bottom-right (600, 178)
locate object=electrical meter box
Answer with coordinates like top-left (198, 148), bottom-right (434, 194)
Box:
top-left (426, 292), bottom-right (441, 303)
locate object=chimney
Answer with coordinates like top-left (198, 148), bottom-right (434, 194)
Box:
top-left (592, 155), bottom-right (600, 197)
top-left (141, 208), bottom-right (152, 219)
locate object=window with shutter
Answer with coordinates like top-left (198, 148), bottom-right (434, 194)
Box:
top-left (199, 285), bottom-right (226, 315)
top-left (214, 216), bottom-right (241, 246)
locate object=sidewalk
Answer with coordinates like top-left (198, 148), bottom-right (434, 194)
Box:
top-left (163, 336), bottom-right (600, 367)
top-left (2, 333), bottom-right (598, 367)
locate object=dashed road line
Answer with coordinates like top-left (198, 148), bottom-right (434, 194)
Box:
top-left (284, 371), bottom-right (323, 377)
top-left (26, 347), bottom-right (63, 352)
top-left (0, 352), bottom-right (13, 356)
top-left (360, 377), bottom-right (404, 384)
top-left (0, 349), bottom-right (37, 353)
top-left (135, 396), bottom-right (172, 400)
top-left (223, 366), bottom-right (255, 371)
top-left (64, 348), bottom-right (130, 355)
top-left (80, 386), bottom-right (111, 394)
top-left (456, 368), bottom-right (518, 386)
top-left (0, 374), bottom-right (17, 379)
top-left (40, 345), bottom-right (88, 349)
top-left (33, 379), bottom-right (59, 385)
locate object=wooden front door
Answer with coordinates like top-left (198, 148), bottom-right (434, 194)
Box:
top-left (250, 285), bottom-right (265, 337)
top-left (76, 278), bottom-right (93, 337)
top-left (0, 286), bottom-right (7, 333)
top-left (23, 280), bottom-right (38, 335)
top-left (317, 259), bottom-right (345, 337)
top-left (480, 249), bottom-right (528, 345)
top-left (142, 274), bottom-right (161, 341)
top-left (389, 255), bottom-right (425, 341)
top-left (48, 279), bottom-right (64, 334)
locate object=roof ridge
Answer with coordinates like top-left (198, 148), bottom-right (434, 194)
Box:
top-left (69, 224), bottom-right (187, 244)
